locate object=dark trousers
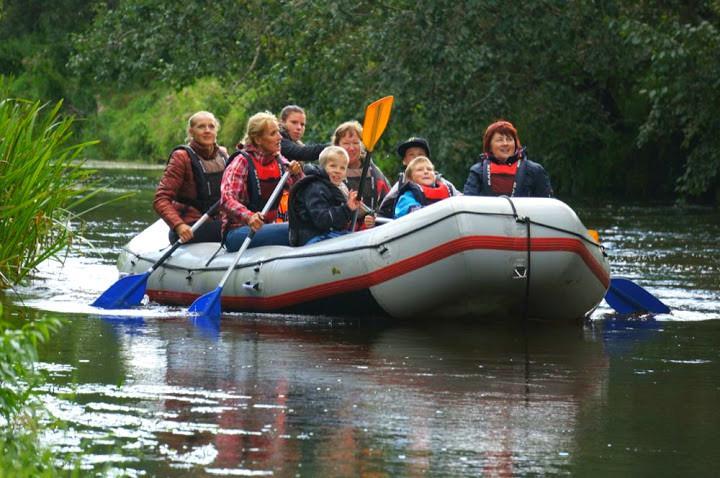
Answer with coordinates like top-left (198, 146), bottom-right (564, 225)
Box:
top-left (168, 219), bottom-right (223, 244)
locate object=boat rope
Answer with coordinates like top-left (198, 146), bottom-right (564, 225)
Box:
top-left (501, 196), bottom-right (532, 321)
top-left (126, 207), bottom-right (602, 273)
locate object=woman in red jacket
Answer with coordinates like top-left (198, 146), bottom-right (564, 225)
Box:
top-left (153, 111), bottom-right (229, 244)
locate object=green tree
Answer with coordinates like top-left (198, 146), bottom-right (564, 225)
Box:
top-left (59, 0), bottom-right (720, 202)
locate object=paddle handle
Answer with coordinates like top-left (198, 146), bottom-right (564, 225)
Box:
top-left (149, 200), bottom-right (221, 273)
top-left (216, 171), bottom-right (291, 289)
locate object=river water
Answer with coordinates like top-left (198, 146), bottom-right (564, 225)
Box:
top-left (3, 166), bottom-right (720, 476)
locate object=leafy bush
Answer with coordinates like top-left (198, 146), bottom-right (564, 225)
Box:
top-left (0, 303), bottom-right (68, 477)
top-left (0, 89), bottom-right (99, 287)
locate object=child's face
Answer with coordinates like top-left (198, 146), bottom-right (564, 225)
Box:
top-left (325, 157), bottom-right (348, 186)
top-left (410, 162), bottom-right (435, 186)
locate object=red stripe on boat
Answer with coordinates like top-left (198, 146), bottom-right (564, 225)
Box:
top-left (148, 235), bottom-right (609, 309)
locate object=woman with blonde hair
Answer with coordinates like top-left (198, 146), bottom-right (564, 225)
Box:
top-left (220, 111), bottom-right (303, 251)
top-left (154, 111), bottom-right (229, 244)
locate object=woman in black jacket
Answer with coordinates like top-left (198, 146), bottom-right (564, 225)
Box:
top-left (278, 105), bottom-right (328, 163)
top-left (463, 120), bottom-right (553, 197)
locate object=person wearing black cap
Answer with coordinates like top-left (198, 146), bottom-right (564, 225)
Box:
top-left (378, 137), bottom-right (459, 217)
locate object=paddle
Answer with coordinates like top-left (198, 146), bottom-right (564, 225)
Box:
top-left (605, 277), bottom-right (670, 315)
top-left (187, 170), bottom-right (291, 320)
top-left (92, 200), bottom-right (222, 309)
top-left (350, 95), bottom-right (394, 229)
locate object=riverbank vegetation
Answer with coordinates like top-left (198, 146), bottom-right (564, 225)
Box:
top-left (0, 95), bottom-right (97, 288)
top-left (1, 1), bottom-right (719, 203)
top-left (0, 304), bottom-right (71, 477)
top-left (0, 91), bottom-right (96, 474)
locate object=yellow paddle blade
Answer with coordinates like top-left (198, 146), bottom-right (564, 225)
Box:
top-left (362, 95), bottom-right (394, 152)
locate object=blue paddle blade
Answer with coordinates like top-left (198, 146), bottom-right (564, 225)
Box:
top-left (605, 277), bottom-right (670, 315)
top-left (92, 272), bottom-right (150, 309)
top-left (187, 286), bottom-right (223, 320)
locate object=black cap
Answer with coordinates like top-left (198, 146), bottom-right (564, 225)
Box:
top-left (396, 137), bottom-right (430, 160)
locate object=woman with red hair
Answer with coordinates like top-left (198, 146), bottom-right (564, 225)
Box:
top-left (463, 120), bottom-right (553, 197)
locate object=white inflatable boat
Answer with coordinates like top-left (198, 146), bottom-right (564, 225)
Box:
top-left (117, 196), bottom-right (610, 320)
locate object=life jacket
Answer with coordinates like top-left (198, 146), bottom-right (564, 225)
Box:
top-left (229, 150), bottom-right (287, 223)
top-left (346, 161), bottom-right (388, 209)
top-left (171, 145), bottom-right (229, 213)
top-left (274, 190), bottom-right (290, 223)
top-left (479, 147), bottom-right (526, 196)
top-left (488, 160), bottom-right (519, 196)
top-left (401, 180), bottom-right (451, 206)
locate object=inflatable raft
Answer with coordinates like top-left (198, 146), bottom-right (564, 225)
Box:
top-left (117, 196), bottom-right (610, 320)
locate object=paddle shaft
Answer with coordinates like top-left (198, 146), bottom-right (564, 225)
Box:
top-left (216, 171), bottom-right (291, 290)
top-left (350, 151), bottom-right (375, 229)
top-left (149, 200), bottom-right (221, 273)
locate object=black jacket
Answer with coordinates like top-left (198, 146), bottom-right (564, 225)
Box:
top-left (463, 149), bottom-right (553, 197)
top-left (280, 130), bottom-right (327, 163)
top-left (288, 165), bottom-right (353, 246)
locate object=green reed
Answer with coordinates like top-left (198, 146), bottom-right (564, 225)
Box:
top-left (0, 96), bottom-right (98, 288)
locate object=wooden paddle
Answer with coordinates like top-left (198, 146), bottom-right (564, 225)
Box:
top-left (92, 200), bottom-right (221, 309)
top-left (350, 96), bottom-right (394, 229)
top-left (187, 171), bottom-right (291, 320)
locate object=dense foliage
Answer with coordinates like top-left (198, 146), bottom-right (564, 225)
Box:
top-left (2, 0), bottom-right (719, 202)
top-left (0, 304), bottom-right (69, 477)
top-left (0, 94), bottom-right (97, 287)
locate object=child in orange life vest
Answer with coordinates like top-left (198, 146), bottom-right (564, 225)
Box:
top-left (394, 156), bottom-right (458, 218)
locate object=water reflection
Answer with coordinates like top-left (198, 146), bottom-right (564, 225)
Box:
top-left (38, 317), bottom-right (611, 476)
top-left (4, 168), bottom-right (720, 475)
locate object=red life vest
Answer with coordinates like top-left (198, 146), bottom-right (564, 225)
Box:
top-left (419, 181), bottom-right (451, 203)
top-left (402, 180), bottom-right (451, 207)
top-left (249, 157), bottom-right (283, 223)
top-left (488, 160), bottom-right (519, 196)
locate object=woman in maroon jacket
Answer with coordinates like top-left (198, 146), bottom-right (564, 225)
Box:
top-left (153, 111), bottom-right (229, 244)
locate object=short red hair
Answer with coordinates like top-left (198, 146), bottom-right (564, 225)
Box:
top-left (483, 120), bottom-right (521, 154)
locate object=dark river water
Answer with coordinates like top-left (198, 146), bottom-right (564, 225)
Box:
top-left (3, 166), bottom-right (720, 476)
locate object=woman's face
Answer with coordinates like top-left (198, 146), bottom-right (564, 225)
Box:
top-left (490, 132), bottom-right (516, 163)
top-left (410, 162), bottom-right (436, 186)
top-left (189, 116), bottom-right (218, 148)
top-left (338, 131), bottom-right (362, 167)
top-left (257, 121), bottom-right (282, 155)
top-left (284, 112), bottom-right (306, 142)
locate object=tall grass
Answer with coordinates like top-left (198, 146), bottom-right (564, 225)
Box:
top-left (0, 94), bottom-right (98, 287)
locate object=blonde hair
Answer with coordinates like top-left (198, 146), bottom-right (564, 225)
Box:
top-left (186, 111), bottom-right (220, 143)
top-left (404, 156), bottom-right (434, 182)
top-left (319, 146), bottom-right (349, 169)
top-left (242, 111), bottom-right (278, 147)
